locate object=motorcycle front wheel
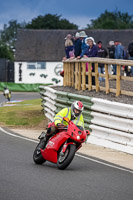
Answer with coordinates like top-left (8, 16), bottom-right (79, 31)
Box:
top-left (8, 93), bottom-right (11, 101)
top-left (57, 144), bottom-right (76, 170)
top-left (33, 141), bottom-right (46, 165)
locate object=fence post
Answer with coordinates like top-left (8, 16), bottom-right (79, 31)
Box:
top-left (66, 63), bottom-right (69, 86)
top-left (95, 63), bottom-right (99, 92)
top-left (116, 64), bottom-right (121, 96)
top-left (71, 63), bottom-right (75, 87)
top-left (78, 63), bottom-right (82, 90)
top-left (63, 62), bottom-right (67, 86)
top-left (88, 62), bottom-right (92, 91)
top-left (105, 64), bottom-right (110, 94)
top-left (75, 62), bottom-right (78, 89)
top-left (68, 63), bottom-right (72, 86)
top-left (82, 62), bottom-right (86, 90)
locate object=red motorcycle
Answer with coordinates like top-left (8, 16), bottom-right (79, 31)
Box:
top-left (33, 117), bottom-right (90, 170)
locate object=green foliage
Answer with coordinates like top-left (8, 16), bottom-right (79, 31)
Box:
top-left (87, 10), bottom-right (133, 29)
top-left (0, 42), bottom-right (14, 60)
top-left (0, 20), bottom-right (26, 60)
top-left (1, 10), bottom-right (132, 61)
top-left (26, 14), bottom-right (78, 29)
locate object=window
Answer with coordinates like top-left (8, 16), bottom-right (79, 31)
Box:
top-left (27, 62), bottom-right (46, 70)
top-left (37, 62), bottom-right (46, 69)
top-left (27, 63), bottom-right (36, 69)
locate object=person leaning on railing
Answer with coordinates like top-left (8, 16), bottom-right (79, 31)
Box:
top-left (107, 41), bottom-right (115, 75)
top-left (64, 34), bottom-right (75, 59)
top-left (128, 41), bottom-right (133, 77)
top-left (113, 40), bottom-right (124, 75)
top-left (73, 32), bottom-right (82, 57)
top-left (97, 40), bottom-right (108, 82)
top-left (77, 37), bottom-right (98, 85)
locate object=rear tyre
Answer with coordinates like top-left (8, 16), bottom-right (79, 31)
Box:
top-left (33, 141), bottom-right (46, 165)
top-left (57, 144), bottom-right (76, 170)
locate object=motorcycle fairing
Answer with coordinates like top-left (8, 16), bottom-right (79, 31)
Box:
top-left (41, 130), bottom-right (70, 163)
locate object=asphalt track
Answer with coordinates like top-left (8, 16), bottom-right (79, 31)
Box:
top-left (0, 92), bottom-right (40, 104)
top-left (0, 128), bottom-right (133, 200)
top-left (0, 92), bottom-right (133, 199)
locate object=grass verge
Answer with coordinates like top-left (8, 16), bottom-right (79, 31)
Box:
top-left (0, 99), bottom-right (48, 129)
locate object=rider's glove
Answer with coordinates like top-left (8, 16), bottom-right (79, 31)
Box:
top-left (57, 123), bottom-right (66, 129)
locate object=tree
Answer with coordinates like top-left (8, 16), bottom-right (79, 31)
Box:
top-left (0, 20), bottom-right (26, 60)
top-left (26, 14), bottom-right (78, 29)
top-left (0, 42), bottom-right (14, 60)
top-left (87, 10), bottom-right (133, 29)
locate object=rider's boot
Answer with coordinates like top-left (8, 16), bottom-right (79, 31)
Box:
top-left (37, 132), bottom-right (49, 150)
top-left (37, 126), bottom-right (56, 150)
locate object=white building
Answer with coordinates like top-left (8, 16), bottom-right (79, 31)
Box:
top-left (14, 29), bottom-right (68, 85)
top-left (15, 61), bottom-right (63, 84)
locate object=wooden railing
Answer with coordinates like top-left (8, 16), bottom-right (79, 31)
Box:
top-left (63, 57), bottom-right (133, 97)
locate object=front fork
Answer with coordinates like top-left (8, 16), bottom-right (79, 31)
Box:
top-left (61, 142), bottom-right (76, 154)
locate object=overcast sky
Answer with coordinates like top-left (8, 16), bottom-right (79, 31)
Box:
top-left (0, 0), bottom-right (133, 30)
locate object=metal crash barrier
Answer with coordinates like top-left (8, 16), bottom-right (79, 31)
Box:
top-left (39, 86), bottom-right (133, 154)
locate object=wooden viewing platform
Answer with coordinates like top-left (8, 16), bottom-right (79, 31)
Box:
top-left (63, 57), bottom-right (133, 97)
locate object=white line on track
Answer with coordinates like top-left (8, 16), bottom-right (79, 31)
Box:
top-left (0, 127), bottom-right (37, 143)
top-left (0, 127), bottom-right (133, 174)
top-left (76, 154), bottom-right (133, 174)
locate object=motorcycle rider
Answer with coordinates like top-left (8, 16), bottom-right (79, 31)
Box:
top-left (3, 86), bottom-right (11, 101)
top-left (39, 101), bottom-right (84, 149)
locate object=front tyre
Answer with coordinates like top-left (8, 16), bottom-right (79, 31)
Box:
top-left (57, 144), bottom-right (76, 170)
top-left (33, 141), bottom-right (46, 165)
top-left (8, 93), bottom-right (11, 101)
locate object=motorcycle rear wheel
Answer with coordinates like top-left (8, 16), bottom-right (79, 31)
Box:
top-left (33, 141), bottom-right (46, 165)
top-left (57, 144), bottom-right (76, 170)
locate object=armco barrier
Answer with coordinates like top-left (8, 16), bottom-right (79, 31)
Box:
top-left (39, 86), bottom-right (133, 154)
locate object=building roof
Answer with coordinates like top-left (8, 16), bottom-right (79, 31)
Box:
top-left (15, 29), bottom-right (133, 62)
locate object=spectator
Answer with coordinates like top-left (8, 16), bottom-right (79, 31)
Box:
top-left (107, 41), bottom-right (115, 74)
top-left (82, 37), bottom-right (98, 85)
top-left (128, 41), bottom-right (133, 76)
top-left (114, 40), bottom-right (124, 59)
top-left (97, 41), bottom-right (108, 82)
top-left (113, 39), bottom-right (124, 75)
top-left (77, 31), bottom-right (88, 59)
top-left (84, 37), bottom-right (98, 57)
top-left (108, 41), bottom-right (115, 59)
top-left (64, 34), bottom-right (74, 59)
top-left (122, 47), bottom-right (129, 76)
top-left (73, 32), bottom-right (82, 57)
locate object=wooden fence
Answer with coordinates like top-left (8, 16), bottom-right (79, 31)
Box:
top-left (63, 57), bottom-right (133, 97)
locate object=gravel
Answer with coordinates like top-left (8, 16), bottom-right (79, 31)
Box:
top-left (53, 79), bottom-right (133, 105)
